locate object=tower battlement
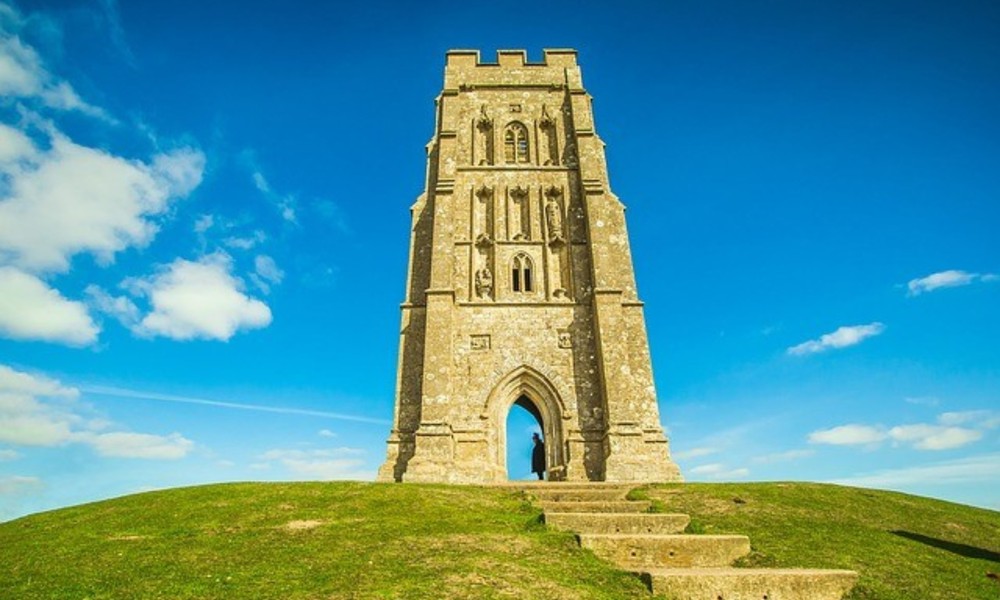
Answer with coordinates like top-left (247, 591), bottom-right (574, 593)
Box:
top-left (445, 49), bottom-right (578, 68)
top-left (444, 49), bottom-right (583, 90)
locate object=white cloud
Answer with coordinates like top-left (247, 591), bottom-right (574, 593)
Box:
top-left (223, 230), bottom-right (266, 250)
top-left (318, 429), bottom-right (336, 438)
top-left (256, 447), bottom-right (372, 480)
top-left (0, 122), bottom-right (36, 163)
top-left (84, 284), bottom-right (140, 329)
top-left (0, 134), bottom-right (204, 273)
top-left (0, 363), bottom-right (80, 446)
top-left (0, 363), bottom-right (194, 459)
top-left (128, 253), bottom-right (272, 341)
top-left (687, 463), bottom-right (749, 480)
top-left (808, 424), bottom-right (887, 446)
top-left (938, 410), bottom-right (1000, 429)
top-left (672, 447), bottom-right (719, 460)
top-left (787, 322), bottom-right (885, 356)
top-left (79, 431), bottom-right (193, 459)
top-left (193, 214), bottom-right (215, 234)
top-left (810, 411), bottom-right (995, 452)
top-left (252, 171), bottom-right (270, 193)
top-left (906, 269), bottom-right (995, 296)
top-left (0, 449), bottom-right (20, 461)
top-left (0, 474), bottom-right (42, 495)
top-left (0, 33), bottom-right (105, 118)
top-left (888, 424), bottom-right (982, 450)
top-left (250, 254), bottom-right (284, 293)
top-left (831, 453), bottom-right (1000, 488)
top-left (0, 267), bottom-right (98, 345)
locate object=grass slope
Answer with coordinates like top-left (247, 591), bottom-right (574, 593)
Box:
top-left (0, 482), bottom-right (646, 599)
top-left (641, 483), bottom-right (1000, 600)
top-left (0, 482), bottom-right (997, 599)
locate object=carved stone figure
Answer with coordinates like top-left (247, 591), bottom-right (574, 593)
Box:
top-left (546, 197), bottom-right (564, 242)
top-left (475, 105), bottom-right (494, 165)
top-left (475, 267), bottom-right (493, 298)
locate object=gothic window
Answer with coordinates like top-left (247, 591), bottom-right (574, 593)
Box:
top-left (503, 122), bottom-right (530, 164)
top-left (511, 253), bottom-right (533, 293)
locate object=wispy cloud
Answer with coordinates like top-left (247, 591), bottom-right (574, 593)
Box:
top-left (0, 364), bottom-right (193, 459)
top-left (256, 447), bottom-right (373, 480)
top-left (787, 322), bottom-right (885, 356)
top-left (672, 447), bottom-right (719, 460)
top-left (906, 269), bottom-right (997, 296)
top-left (687, 463), bottom-right (750, 480)
top-left (808, 411), bottom-right (997, 451)
top-left (830, 453), bottom-right (1000, 488)
top-left (80, 385), bottom-right (390, 424)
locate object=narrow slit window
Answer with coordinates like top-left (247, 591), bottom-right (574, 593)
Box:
top-left (512, 254), bottom-right (533, 293)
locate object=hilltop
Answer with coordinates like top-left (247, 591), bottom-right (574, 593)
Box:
top-left (1, 482), bottom-right (997, 599)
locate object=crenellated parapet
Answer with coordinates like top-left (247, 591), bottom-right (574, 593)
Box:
top-left (444, 49), bottom-right (584, 91)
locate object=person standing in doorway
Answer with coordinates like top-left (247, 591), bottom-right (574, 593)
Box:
top-left (531, 432), bottom-right (546, 480)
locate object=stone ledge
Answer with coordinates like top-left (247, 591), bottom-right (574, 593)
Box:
top-left (545, 512), bottom-right (690, 535)
top-left (641, 567), bottom-right (859, 600)
top-left (578, 534), bottom-right (751, 569)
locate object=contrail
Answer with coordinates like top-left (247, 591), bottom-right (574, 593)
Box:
top-left (81, 385), bottom-right (390, 425)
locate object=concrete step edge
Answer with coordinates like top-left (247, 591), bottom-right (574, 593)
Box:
top-left (640, 567), bottom-right (859, 576)
top-left (578, 534), bottom-right (750, 542)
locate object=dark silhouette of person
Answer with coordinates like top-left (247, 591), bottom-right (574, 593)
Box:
top-left (531, 432), bottom-right (546, 480)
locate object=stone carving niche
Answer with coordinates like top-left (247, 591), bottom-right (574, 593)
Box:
top-left (474, 185), bottom-right (495, 300)
top-left (539, 105), bottom-right (559, 166)
top-left (509, 186), bottom-right (530, 241)
top-left (474, 105), bottom-right (494, 165)
top-left (545, 186), bottom-right (570, 299)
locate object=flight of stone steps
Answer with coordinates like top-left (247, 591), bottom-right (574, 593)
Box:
top-left (518, 483), bottom-right (858, 600)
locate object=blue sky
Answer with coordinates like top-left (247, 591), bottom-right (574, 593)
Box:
top-left (1, 0), bottom-right (998, 520)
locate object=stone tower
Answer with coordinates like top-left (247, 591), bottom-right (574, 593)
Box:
top-left (377, 49), bottom-right (682, 484)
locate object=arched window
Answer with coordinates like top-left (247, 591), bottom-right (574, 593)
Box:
top-left (503, 122), bottom-right (530, 164)
top-left (512, 253), bottom-right (533, 293)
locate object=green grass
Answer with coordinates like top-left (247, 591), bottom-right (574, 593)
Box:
top-left (0, 482), bottom-right (649, 599)
top-left (1, 482), bottom-right (997, 599)
top-left (642, 482), bottom-right (1000, 600)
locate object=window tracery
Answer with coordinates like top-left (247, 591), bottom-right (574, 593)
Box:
top-left (503, 122), bottom-right (530, 164)
top-left (511, 253), bottom-right (533, 293)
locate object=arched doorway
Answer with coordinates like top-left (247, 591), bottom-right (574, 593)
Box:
top-left (484, 365), bottom-right (566, 481)
top-left (506, 395), bottom-right (543, 480)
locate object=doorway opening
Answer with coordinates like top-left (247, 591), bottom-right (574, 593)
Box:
top-left (505, 395), bottom-right (543, 480)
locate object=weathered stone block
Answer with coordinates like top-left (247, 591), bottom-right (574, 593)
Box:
top-left (643, 567), bottom-right (859, 600)
top-left (545, 512), bottom-right (690, 535)
top-left (578, 534), bottom-right (751, 570)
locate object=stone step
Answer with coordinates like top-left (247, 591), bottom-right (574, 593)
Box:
top-left (501, 482), bottom-right (636, 493)
top-left (529, 488), bottom-right (629, 502)
top-left (578, 534), bottom-right (751, 569)
top-left (538, 500), bottom-right (651, 513)
top-left (545, 512), bottom-right (690, 535)
top-left (642, 567), bottom-right (859, 599)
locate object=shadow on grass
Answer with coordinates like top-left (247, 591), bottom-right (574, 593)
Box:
top-left (891, 530), bottom-right (1000, 563)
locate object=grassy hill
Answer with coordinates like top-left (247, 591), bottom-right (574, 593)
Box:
top-left (0, 482), bottom-right (997, 599)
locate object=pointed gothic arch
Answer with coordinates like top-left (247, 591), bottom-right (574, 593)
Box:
top-left (503, 121), bottom-right (530, 164)
top-left (482, 364), bottom-right (566, 481)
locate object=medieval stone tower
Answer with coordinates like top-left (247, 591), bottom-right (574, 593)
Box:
top-left (377, 49), bottom-right (682, 484)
